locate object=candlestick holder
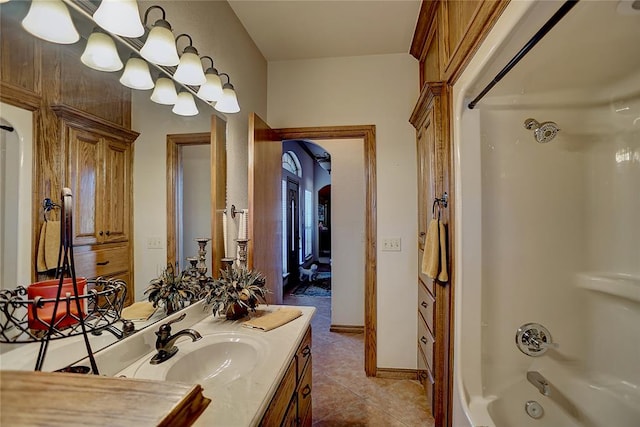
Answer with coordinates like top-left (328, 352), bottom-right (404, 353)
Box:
top-left (195, 238), bottom-right (211, 284)
top-left (235, 238), bottom-right (249, 267)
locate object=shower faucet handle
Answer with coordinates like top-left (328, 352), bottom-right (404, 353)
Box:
top-left (516, 323), bottom-right (557, 357)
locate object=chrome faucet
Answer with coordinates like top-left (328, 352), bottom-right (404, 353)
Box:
top-left (527, 371), bottom-right (551, 396)
top-left (151, 313), bottom-right (202, 364)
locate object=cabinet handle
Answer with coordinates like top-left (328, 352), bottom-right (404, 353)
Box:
top-left (301, 384), bottom-right (311, 398)
top-left (105, 230), bottom-right (111, 236)
top-left (420, 336), bottom-right (428, 345)
top-left (301, 345), bottom-right (311, 357)
top-left (96, 261), bottom-right (110, 266)
top-left (420, 232), bottom-right (426, 236)
top-left (99, 231), bottom-right (104, 236)
top-left (421, 301), bottom-right (428, 308)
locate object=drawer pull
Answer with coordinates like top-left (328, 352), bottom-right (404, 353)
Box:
top-left (301, 345), bottom-right (311, 357)
top-left (105, 230), bottom-right (111, 236)
top-left (301, 384), bottom-right (311, 398)
top-left (96, 261), bottom-right (110, 266)
top-left (99, 231), bottom-right (104, 236)
top-left (421, 301), bottom-right (428, 308)
top-left (420, 336), bottom-right (428, 345)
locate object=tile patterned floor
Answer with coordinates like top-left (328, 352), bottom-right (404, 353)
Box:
top-left (283, 292), bottom-right (435, 426)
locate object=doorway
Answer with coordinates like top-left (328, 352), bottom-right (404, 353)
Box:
top-left (249, 114), bottom-right (377, 376)
top-left (166, 116), bottom-right (227, 276)
top-left (285, 178), bottom-right (300, 281)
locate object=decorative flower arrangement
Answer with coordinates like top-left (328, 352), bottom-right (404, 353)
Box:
top-left (201, 265), bottom-right (269, 320)
top-left (144, 263), bottom-right (196, 314)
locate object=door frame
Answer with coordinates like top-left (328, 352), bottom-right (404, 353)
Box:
top-left (275, 124), bottom-right (378, 377)
top-left (166, 116), bottom-right (227, 276)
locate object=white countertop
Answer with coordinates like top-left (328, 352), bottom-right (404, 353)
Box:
top-left (114, 303), bottom-right (315, 427)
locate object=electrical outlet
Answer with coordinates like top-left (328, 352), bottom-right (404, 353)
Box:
top-left (382, 237), bottom-right (401, 252)
top-left (147, 237), bottom-right (163, 249)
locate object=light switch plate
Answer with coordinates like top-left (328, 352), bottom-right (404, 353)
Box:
top-left (382, 237), bottom-right (401, 252)
top-left (147, 237), bottom-right (163, 249)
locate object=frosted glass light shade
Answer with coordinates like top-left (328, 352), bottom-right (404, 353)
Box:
top-left (172, 91), bottom-right (199, 116)
top-left (173, 48), bottom-right (206, 86)
top-left (80, 31), bottom-right (123, 72)
top-left (94, 0), bottom-right (144, 38)
top-left (214, 84), bottom-right (240, 114)
top-left (22, 0), bottom-right (79, 44)
top-left (150, 77), bottom-right (178, 105)
top-left (196, 71), bottom-right (223, 102)
top-left (119, 57), bottom-right (154, 90)
top-left (140, 21), bottom-right (179, 66)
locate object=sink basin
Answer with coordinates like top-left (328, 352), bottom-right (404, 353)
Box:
top-left (133, 332), bottom-right (268, 386)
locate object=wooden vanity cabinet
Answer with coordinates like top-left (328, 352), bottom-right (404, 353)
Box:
top-left (53, 104), bottom-right (138, 306)
top-left (260, 326), bottom-right (312, 426)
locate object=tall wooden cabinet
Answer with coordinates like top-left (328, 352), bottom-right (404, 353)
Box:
top-left (410, 2), bottom-right (508, 426)
top-left (53, 105), bottom-right (138, 306)
top-left (410, 83), bottom-right (451, 426)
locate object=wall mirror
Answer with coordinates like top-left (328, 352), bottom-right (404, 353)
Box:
top-left (0, 1), bottom-right (227, 365)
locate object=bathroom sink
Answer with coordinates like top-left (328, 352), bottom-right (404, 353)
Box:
top-left (133, 332), bottom-right (268, 386)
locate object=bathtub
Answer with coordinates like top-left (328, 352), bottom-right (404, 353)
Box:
top-left (487, 361), bottom-right (640, 427)
top-left (452, 1), bottom-right (640, 426)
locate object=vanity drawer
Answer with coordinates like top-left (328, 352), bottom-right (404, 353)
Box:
top-left (418, 281), bottom-right (435, 334)
top-left (417, 248), bottom-right (435, 295)
top-left (296, 327), bottom-right (312, 382)
top-left (297, 357), bottom-right (312, 425)
top-left (74, 246), bottom-right (129, 277)
top-left (418, 346), bottom-right (434, 408)
top-left (418, 315), bottom-right (435, 370)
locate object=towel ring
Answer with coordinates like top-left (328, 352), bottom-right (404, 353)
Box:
top-left (432, 192), bottom-right (449, 219)
top-left (42, 198), bottom-right (60, 222)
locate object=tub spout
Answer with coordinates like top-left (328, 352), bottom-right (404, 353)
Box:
top-left (527, 371), bottom-right (551, 396)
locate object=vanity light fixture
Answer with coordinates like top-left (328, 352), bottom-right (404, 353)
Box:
top-left (150, 76), bottom-right (178, 105)
top-left (173, 34), bottom-right (206, 86)
top-left (172, 90), bottom-right (199, 116)
top-left (196, 56), bottom-right (223, 102)
top-left (22, 0), bottom-right (79, 44)
top-left (120, 54), bottom-right (154, 90)
top-left (80, 28), bottom-right (123, 72)
top-left (140, 5), bottom-right (179, 66)
top-left (214, 73), bottom-right (240, 114)
top-left (93, 0), bottom-right (144, 38)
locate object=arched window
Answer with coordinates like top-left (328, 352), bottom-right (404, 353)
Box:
top-left (282, 151), bottom-right (302, 177)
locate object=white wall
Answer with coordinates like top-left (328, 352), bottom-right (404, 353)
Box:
top-left (268, 54), bottom-right (419, 369)
top-left (315, 138), bottom-right (366, 327)
top-left (133, 0), bottom-right (267, 301)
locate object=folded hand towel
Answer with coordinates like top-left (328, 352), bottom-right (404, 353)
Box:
top-left (438, 221), bottom-right (448, 283)
top-left (242, 308), bottom-right (302, 332)
top-left (44, 221), bottom-right (61, 271)
top-left (421, 218), bottom-right (440, 279)
top-left (121, 301), bottom-right (157, 320)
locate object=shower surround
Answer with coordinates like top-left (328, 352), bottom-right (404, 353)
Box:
top-left (452, 1), bottom-right (640, 426)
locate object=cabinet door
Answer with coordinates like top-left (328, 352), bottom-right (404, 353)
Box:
top-left (416, 109), bottom-right (437, 250)
top-left (102, 138), bottom-right (130, 243)
top-left (67, 127), bottom-right (102, 246)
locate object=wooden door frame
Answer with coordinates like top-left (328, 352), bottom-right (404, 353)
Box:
top-left (274, 124), bottom-right (378, 377)
top-left (166, 116), bottom-right (227, 276)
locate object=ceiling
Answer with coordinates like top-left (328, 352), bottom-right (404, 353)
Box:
top-left (227, 0), bottom-right (422, 61)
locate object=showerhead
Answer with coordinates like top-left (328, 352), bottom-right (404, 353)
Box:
top-left (523, 118), bottom-right (560, 143)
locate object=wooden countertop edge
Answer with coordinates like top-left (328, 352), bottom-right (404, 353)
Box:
top-left (0, 370), bottom-right (211, 426)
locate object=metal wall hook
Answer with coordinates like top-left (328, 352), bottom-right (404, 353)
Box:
top-left (432, 192), bottom-right (449, 218)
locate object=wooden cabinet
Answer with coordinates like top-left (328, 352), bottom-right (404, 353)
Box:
top-left (410, 82), bottom-right (452, 426)
top-left (261, 327), bottom-right (312, 426)
top-left (53, 105), bottom-right (138, 306)
top-left (411, 0), bottom-right (509, 86)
